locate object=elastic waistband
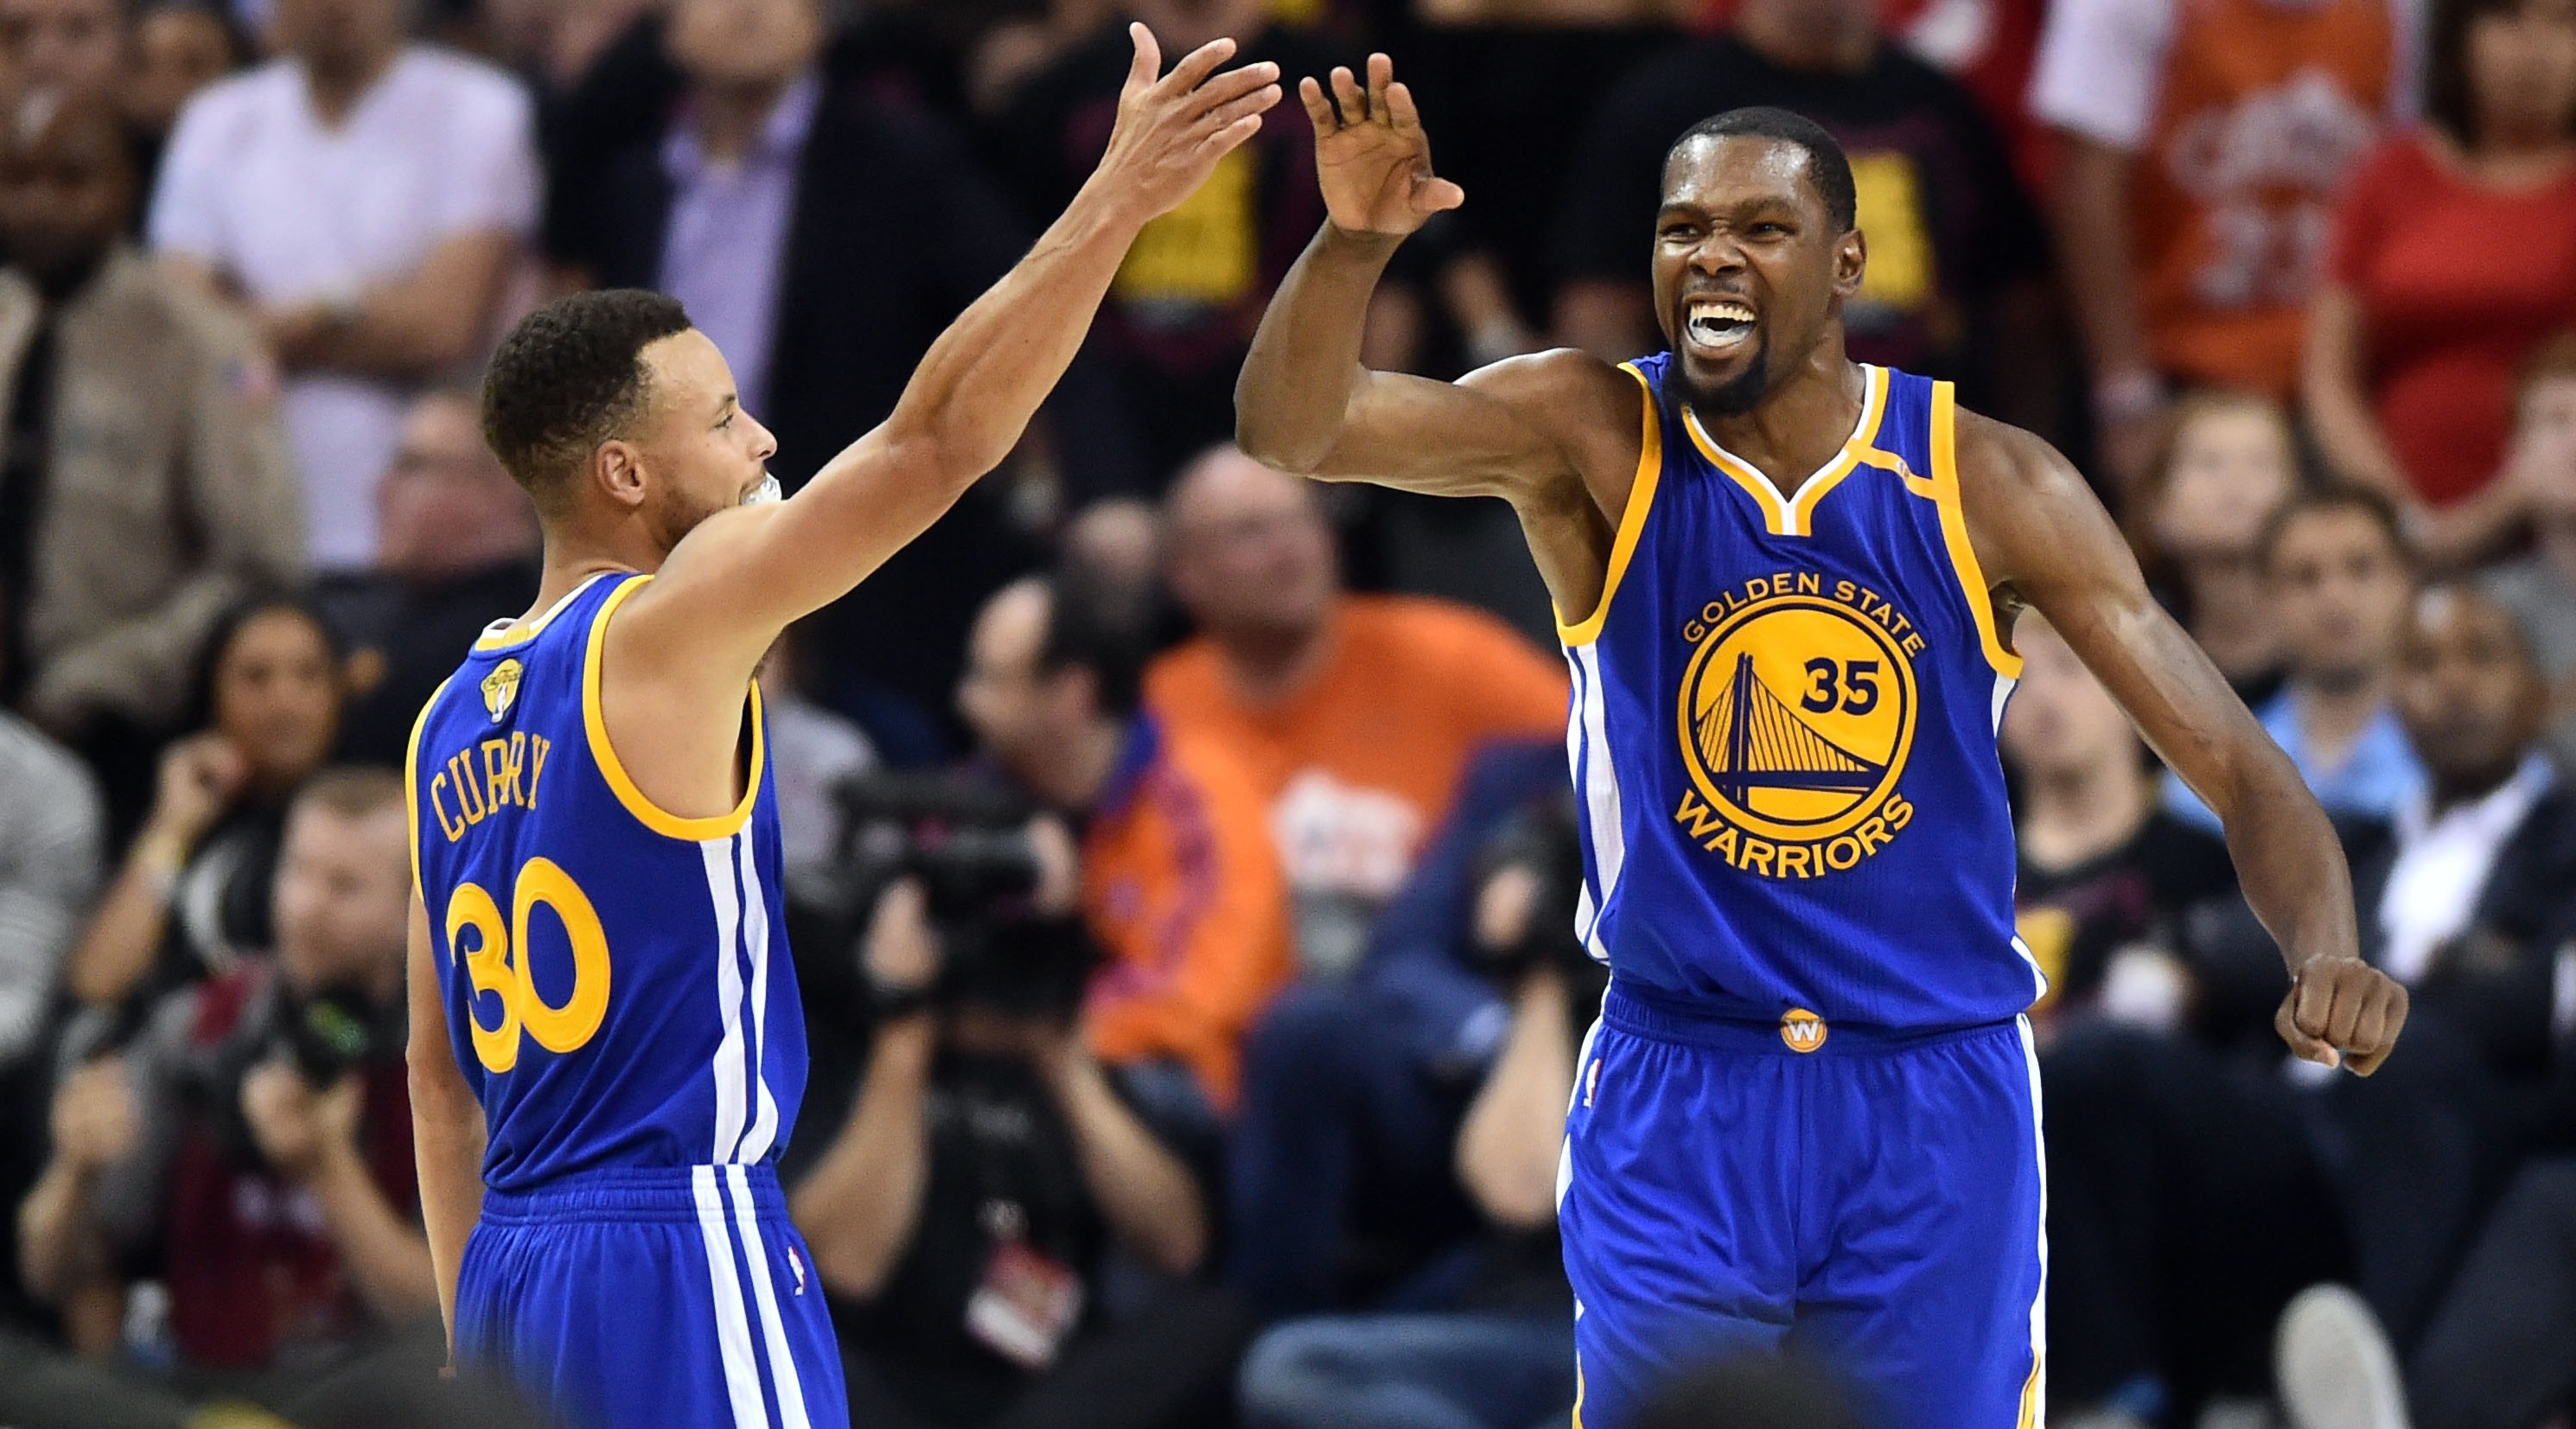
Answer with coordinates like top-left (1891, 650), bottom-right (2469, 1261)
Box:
top-left (1600, 981), bottom-right (2019, 1056)
top-left (479, 1163), bottom-right (787, 1226)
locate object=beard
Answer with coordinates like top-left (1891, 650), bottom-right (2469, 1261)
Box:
top-left (1671, 337), bottom-right (1774, 417)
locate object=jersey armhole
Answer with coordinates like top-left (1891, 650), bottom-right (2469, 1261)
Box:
top-left (1928, 382), bottom-right (2025, 680)
top-left (1554, 361), bottom-right (1666, 648)
top-left (582, 574), bottom-right (768, 842)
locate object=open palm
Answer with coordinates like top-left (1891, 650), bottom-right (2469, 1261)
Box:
top-left (1304, 53), bottom-right (1464, 238)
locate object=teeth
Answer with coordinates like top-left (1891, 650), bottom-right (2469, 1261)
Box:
top-left (1687, 298), bottom-right (1756, 322)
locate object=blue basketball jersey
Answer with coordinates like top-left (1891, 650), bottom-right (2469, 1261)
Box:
top-left (1561, 355), bottom-right (2044, 1030)
top-left (408, 571), bottom-right (806, 1191)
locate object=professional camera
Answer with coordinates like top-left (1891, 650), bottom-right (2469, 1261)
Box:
top-left (1470, 791), bottom-right (1604, 987)
top-left (787, 769), bottom-right (1094, 1022)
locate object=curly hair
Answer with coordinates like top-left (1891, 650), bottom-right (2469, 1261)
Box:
top-left (480, 290), bottom-right (692, 510)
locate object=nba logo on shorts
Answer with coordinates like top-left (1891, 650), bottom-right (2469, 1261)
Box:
top-left (1779, 1009), bottom-right (1827, 1053)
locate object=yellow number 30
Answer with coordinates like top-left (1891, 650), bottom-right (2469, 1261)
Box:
top-left (443, 858), bottom-right (613, 1074)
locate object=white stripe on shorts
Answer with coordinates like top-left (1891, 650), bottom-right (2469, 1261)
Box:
top-left (691, 1164), bottom-right (769, 1429)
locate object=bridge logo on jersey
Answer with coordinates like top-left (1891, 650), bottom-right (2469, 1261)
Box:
top-left (481, 659), bottom-right (524, 723)
top-left (1673, 574), bottom-right (1923, 879)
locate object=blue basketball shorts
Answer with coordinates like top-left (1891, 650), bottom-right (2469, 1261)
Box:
top-left (1558, 983), bottom-right (2046, 1429)
top-left (454, 1164), bottom-right (849, 1429)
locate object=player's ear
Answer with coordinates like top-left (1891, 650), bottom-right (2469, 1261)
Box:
top-left (1833, 227), bottom-right (1866, 301)
top-left (592, 440), bottom-right (649, 512)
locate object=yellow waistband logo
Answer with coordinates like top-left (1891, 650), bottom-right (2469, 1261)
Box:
top-left (1780, 1008), bottom-right (1828, 1052)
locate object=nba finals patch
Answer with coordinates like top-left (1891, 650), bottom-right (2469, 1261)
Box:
top-left (481, 659), bottom-right (525, 724)
top-left (1673, 571), bottom-right (1921, 880)
top-left (1780, 1009), bottom-right (1827, 1052)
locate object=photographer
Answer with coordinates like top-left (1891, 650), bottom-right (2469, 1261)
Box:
top-left (789, 877), bottom-right (1252, 1429)
top-left (1239, 792), bottom-right (1601, 1429)
top-left (16, 769), bottom-right (428, 1374)
top-left (953, 569), bottom-right (1291, 1113)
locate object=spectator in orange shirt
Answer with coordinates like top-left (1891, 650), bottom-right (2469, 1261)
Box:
top-left (959, 569), bottom-right (1292, 1112)
top-left (1150, 447), bottom-right (1569, 974)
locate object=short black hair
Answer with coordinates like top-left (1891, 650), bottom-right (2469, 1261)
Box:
top-left (1666, 107), bottom-right (1858, 232)
top-left (1036, 565), bottom-right (1148, 719)
top-left (480, 290), bottom-right (692, 509)
top-left (2259, 482), bottom-right (2412, 573)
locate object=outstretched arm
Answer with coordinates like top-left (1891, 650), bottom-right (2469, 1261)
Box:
top-left (1235, 53), bottom-right (1640, 616)
top-left (1955, 410), bottom-right (2408, 1073)
top-left (633, 26), bottom-right (1281, 672)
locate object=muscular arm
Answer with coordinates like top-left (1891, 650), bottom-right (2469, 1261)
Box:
top-left (616, 29), bottom-right (1278, 685)
top-left (406, 896), bottom-right (487, 1356)
top-left (1955, 409), bottom-right (2407, 1071)
top-left (1234, 55), bottom-right (1636, 618)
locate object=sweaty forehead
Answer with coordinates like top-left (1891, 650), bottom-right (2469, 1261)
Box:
top-left (1661, 134), bottom-right (1820, 214)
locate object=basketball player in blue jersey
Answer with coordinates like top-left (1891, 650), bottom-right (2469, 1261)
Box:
top-left (1236, 67), bottom-right (2412, 1429)
top-left (400, 27), bottom-right (1279, 1429)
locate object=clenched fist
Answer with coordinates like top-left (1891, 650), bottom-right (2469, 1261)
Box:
top-left (2276, 955), bottom-right (2408, 1075)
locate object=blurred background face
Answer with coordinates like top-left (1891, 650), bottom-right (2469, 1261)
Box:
top-left (2000, 616), bottom-right (2139, 781)
top-left (268, 0), bottom-right (404, 75)
top-left (0, 0), bottom-right (124, 102)
top-left (375, 393), bottom-right (537, 580)
top-left (1166, 451), bottom-right (1339, 646)
top-left (126, 6), bottom-right (240, 137)
top-left (0, 93), bottom-right (133, 290)
top-left (2468, 0), bottom-right (2576, 141)
top-left (271, 798), bottom-right (410, 996)
top-left (213, 608), bottom-right (342, 788)
top-left (2519, 374), bottom-right (2576, 520)
top-left (2152, 404), bottom-right (2298, 560)
top-left (2267, 506), bottom-right (2413, 688)
top-left (957, 580), bottom-right (1079, 782)
top-left (665, 0), bottom-right (825, 90)
top-left (2396, 586), bottom-right (2545, 789)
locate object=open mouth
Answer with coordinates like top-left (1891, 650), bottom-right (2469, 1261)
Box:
top-left (1683, 297), bottom-right (1757, 357)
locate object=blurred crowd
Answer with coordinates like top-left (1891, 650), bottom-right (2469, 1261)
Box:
top-left (0, 0), bottom-right (2572, 1426)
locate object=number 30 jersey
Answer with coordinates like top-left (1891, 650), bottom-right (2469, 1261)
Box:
top-left (408, 571), bottom-right (806, 1191)
top-left (1562, 355), bottom-right (2046, 1030)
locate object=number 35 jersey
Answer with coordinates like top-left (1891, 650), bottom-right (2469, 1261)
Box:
top-left (1562, 355), bottom-right (2046, 1030)
top-left (408, 571), bottom-right (806, 1191)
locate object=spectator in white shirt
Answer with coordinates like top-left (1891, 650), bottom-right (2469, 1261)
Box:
top-left (148, 0), bottom-right (539, 571)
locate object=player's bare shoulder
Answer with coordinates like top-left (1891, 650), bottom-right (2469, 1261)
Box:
top-left (1457, 346), bottom-right (1653, 523)
top-left (1945, 402), bottom-right (2126, 597)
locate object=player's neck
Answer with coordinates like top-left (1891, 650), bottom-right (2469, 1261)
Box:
top-left (523, 540), bottom-right (649, 624)
top-left (2018, 757), bottom-right (2152, 871)
top-left (1690, 353), bottom-right (1865, 497)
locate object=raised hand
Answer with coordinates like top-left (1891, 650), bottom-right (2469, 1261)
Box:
top-left (1304, 52), bottom-right (1464, 239)
top-left (1091, 23), bottom-right (1284, 225)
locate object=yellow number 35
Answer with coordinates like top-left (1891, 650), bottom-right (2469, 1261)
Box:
top-left (443, 858), bottom-right (612, 1074)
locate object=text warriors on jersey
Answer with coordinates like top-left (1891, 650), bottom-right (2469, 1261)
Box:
top-left (1673, 571), bottom-right (1925, 879)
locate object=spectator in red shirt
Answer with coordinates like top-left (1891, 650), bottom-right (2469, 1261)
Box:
top-left (17, 769), bottom-right (427, 1371)
top-left (2305, 0), bottom-right (2576, 545)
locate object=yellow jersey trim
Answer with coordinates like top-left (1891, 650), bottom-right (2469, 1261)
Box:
top-left (403, 676), bottom-right (448, 898)
top-left (1554, 361), bottom-right (1666, 648)
top-left (581, 574), bottom-right (768, 842)
top-left (474, 571), bottom-right (614, 652)
top-left (1927, 381), bottom-right (2024, 679)
top-left (1680, 364), bottom-right (1888, 538)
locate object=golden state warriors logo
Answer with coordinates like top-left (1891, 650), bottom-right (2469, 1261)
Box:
top-left (1780, 1008), bottom-right (1827, 1052)
top-left (481, 659), bottom-right (523, 724)
top-left (1673, 573), bottom-right (1926, 879)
